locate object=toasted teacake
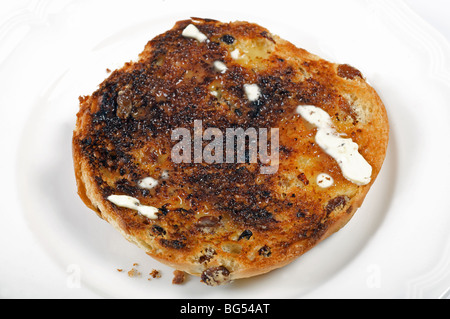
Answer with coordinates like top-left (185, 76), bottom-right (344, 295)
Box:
top-left (73, 18), bottom-right (389, 286)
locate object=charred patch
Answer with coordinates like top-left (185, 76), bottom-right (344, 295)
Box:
top-left (115, 179), bottom-right (139, 197)
top-left (230, 206), bottom-right (277, 230)
top-left (152, 225), bottom-right (167, 236)
top-left (160, 238), bottom-right (187, 250)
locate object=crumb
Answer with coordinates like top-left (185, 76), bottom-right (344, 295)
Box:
top-left (106, 68), bottom-right (111, 73)
top-left (172, 270), bottom-right (187, 285)
top-left (128, 268), bottom-right (141, 278)
top-left (118, 264), bottom-right (162, 281)
top-left (149, 269), bottom-right (161, 279)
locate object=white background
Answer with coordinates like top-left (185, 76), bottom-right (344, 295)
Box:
top-left (404, 0), bottom-right (450, 41)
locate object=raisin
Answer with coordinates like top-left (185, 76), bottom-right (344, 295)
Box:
top-left (201, 266), bottom-right (231, 286)
top-left (198, 248), bottom-right (217, 264)
top-left (325, 196), bottom-right (348, 216)
top-left (297, 209), bottom-right (308, 218)
top-left (259, 246), bottom-right (272, 257)
top-left (297, 172), bottom-right (309, 186)
top-left (238, 230), bottom-right (253, 241)
top-left (221, 34), bottom-right (235, 44)
top-left (159, 239), bottom-right (186, 249)
top-left (158, 205), bottom-right (170, 216)
top-left (152, 225), bottom-right (166, 236)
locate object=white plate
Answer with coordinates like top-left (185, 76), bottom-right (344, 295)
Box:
top-left (1, 0), bottom-right (450, 299)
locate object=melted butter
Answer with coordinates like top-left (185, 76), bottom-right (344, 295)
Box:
top-left (230, 49), bottom-right (241, 60)
top-left (213, 61), bottom-right (228, 73)
top-left (107, 195), bottom-right (159, 220)
top-left (316, 173), bottom-right (334, 188)
top-left (296, 105), bottom-right (372, 186)
top-left (138, 177), bottom-right (158, 190)
top-left (244, 84), bottom-right (261, 102)
top-left (182, 24), bottom-right (208, 42)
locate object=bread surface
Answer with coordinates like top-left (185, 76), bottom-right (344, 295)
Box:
top-left (72, 18), bottom-right (389, 286)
